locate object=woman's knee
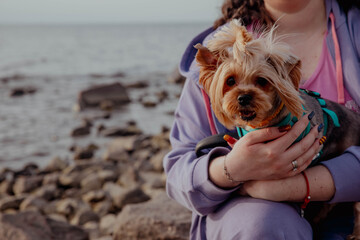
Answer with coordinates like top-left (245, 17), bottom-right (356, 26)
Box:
top-left (206, 197), bottom-right (312, 240)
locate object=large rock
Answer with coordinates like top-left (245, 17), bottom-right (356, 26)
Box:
top-left (103, 183), bottom-right (149, 209)
top-left (0, 211), bottom-right (88, 240)
top-left (77, 82), bottom-right (130, 110)
top-left (113, 191), bottom-right (191, 240)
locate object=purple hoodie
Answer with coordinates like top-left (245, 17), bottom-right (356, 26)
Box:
top-left (163, 0), bottom-right (360, 239)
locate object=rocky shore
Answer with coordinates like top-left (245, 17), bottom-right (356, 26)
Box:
top-left (0, 70), bottom-right (192, 240)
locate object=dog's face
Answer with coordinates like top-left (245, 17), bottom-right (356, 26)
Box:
top-left (195, 20), bottom-right (303, 129)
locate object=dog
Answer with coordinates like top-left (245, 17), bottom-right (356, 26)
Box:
top-left (194, 19), bottom-right (360, 240)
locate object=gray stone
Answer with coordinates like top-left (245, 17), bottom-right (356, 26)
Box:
top-left (78, 82), bottom-right (130, 110)
top-left (70, 208), bottom-right (99, 226)
top-left (103, 183), bottom-right (149, 209)
top-left (113, 191), bottom-right (191, 240)
top-left (0, 211), bottom-right (88, 240)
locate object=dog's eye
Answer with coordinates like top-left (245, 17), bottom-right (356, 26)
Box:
top-left (226, 77), bottom-right (236, 86)
top-left (256, 77), bottom-right (268, 87)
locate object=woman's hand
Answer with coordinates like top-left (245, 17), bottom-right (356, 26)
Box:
top-left (209, 113), bottom-right (323, 189)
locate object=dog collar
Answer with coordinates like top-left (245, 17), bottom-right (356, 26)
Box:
top-left (247, 102), bottom-right (285, 129)
top-left (236, 110), bottom-right (310, 143)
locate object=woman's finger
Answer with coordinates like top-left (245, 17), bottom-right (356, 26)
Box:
top-left (287, 136), bottom-right (324, 177)
top-left (270, 111), bottom-right (314, 151)
top-left (282, 123), bottom-right (322, 162)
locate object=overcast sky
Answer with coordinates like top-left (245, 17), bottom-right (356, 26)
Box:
top-left (0, 0), bottom-right (222, 24)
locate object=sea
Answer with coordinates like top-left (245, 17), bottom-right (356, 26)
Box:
top-left (0, 22), bottom-right (211, 170)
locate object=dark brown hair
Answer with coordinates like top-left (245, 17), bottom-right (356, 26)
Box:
top-left (213, 0), bottom-right (360, 29)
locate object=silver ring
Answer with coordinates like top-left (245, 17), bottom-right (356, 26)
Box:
top-left (292, 160), bottom-right (298, 172)
top-left (312, 152), bottom-right (321, 161)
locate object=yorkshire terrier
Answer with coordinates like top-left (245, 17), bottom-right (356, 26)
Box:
top-left (195, 19), bottom-right (360, 239)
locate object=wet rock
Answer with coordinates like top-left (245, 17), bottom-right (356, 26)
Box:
top-left (10, 86), bottom-right (37, 97)
top-left (56, 198), bottom-right (89, 219)
top-left (156, 90), bottom-right (169, 102)
top-left (15, 163), bottom-right (39, 177)
top-left (99, 214), bottom-right (116, 235)
top-left (142, 100), bottom-right (157, 108)
top-left (71, 125), bottom-right (91, 137)
top-left (92, 199), bottom-right (114, 218)
top-left (0, 179), bottom-right (14, 195)
top-left (89, 71), bottom-right (125, 79)
top-left (102, 144), bottom-right (130, 163)
top-left (19, 195), bottom-right (47, 212)
top-left (70, 208), bottom-right (99, 226)
top-left (0, 211), bottom-right (88, 240)
top-left (106, 136), bottom-right (138, 153)
top-left (82, 190), bottom-right (106, 204)
top-left (78, 82), bottom-right (130, 110)
top-left (44, 157), bottom-right (69, 173)
top-left (13, 175), bottom-right (43, 195)
top-left (74, 148), bottom-right (94, 160)
top-left (0, 195), bottom-right (25, 211)
top-left (103, 183), bottom-right (150, 209)
top-left (43, 172), bottom-right (60, 186)
top-left (113, 191), bottom-right (191, 240)
top-left (47, 213), bottom-right (68, 223)
top-left (97, 170), bottom-right (118, 183)
top-left (125, 81), bottom-right (149, 89)
top-left (100, 125), bottom-right (142, 137)
top-left (80, 174), bottom-right (102, 192)
top-left (33, 184), bottom-right (60, 201)
top-left (117, 167), bottom-right (141, 188)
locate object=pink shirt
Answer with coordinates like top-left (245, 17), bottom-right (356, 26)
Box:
top-left (300, 35), bottom-right (360, 113)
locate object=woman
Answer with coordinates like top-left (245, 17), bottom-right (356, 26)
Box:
top-left (163, 0), bottom-right (360, 239)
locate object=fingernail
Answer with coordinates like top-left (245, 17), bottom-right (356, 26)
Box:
top-left (317, 123), bottom-right (324, 132)
top-left (319, 136), bottom-right (327, 145)
top-left (278, 124), bottom-right (291, 132)
top-left (223, 134), bottom-right (237, 145)
top-left (308, 111), bottom-right (315, 120)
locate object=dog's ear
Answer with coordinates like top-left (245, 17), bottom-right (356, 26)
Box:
top-left (194, 43), bottom-right (218, 92)
top-left (194, 43), bottom-right (217, 67)
top-left (286, 57), bottom-right (301, 90)
top-left (267, 55), bottom-right (303, 118)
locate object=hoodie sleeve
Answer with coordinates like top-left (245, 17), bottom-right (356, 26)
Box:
top-left (321, 146), bottom-right (360, 203)
top-left (163, 76), bottom-right (239, 216)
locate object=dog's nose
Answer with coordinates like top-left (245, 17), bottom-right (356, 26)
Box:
top-left (238, 94), bottom-right (252, 106)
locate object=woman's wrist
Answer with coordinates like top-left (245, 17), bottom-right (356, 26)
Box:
top-left (209, 155), bottom-right (243, 189)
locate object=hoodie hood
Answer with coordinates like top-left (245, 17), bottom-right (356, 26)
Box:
top-left (178, 27), bottom-right (214, 88)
